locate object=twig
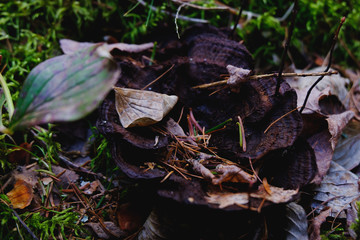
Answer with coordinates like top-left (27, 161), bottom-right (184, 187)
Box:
top-left (141, 64), bottom-right (174, 90)
top-left (229, 0), bottom-right (245, 39)
top-left (192, 70), bottom-right (338, 89)
top-left (264, 106), bottom-right (301, 133)
top-left (275, 0), bottom-right (298, 95)
top-left (299, 16), bottom-right (346, 114)
top-left (0, 199), bottom-right (39, 240)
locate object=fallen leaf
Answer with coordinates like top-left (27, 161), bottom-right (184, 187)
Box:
top-left (212, 164), bottom-right (256, 185)
top-left (8, 142), bottom-right (32, 165)
top-left (114, 87), bottom-right (178, 128)
top-left (308, 130), bottom-right (333, 184)
top-left (9, 43), bottom-right (120, 131)
top-left (288, 67), bottom-right (350, 106)
top-left (52, 165), bottom-right (79, 188)
top-left (226, 65), bottom-right (252, 86)
top-left (312, 161), bottom-right (360, 218)
top-left (6, 179), bottom-right (33, 209)
top-left (60, 39), bottom-right (153, 55)
top-left (187, 159), bottom-right (215, 181)
top-left (85, 221), bottom-right (125, 239)
top-left (284, 202), bottom-right (309, 240)
top-left (83, 180), bottom-right (102, 195)
top-left (333, 119), bottom-right (360, 170)
top-left (326, 110), bottom-right (355, 149)
top-left (308, 207), bottom-right (331, 240)
top-left (206, 185), bottom-right (298, 209)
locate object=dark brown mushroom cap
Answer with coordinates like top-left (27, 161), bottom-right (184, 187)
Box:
top-left (96, 24), bottom-right (316, 210)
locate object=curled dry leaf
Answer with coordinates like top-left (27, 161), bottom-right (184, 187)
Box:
top-left (206, 185), bottom-right (298, 209)
top-left (326, 110), bottom-right (355, 149)
top-left (212, 164), bottom-right (256, 185)
top-left (187, 159), bottom-right (215, 181)
top-left (226, 65), bottom-right (252, 86)
top-left (114, 87), bottom-right (178, 128)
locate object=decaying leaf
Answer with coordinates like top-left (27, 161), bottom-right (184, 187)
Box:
top-left (287, 67), bottom-right (349, 106)
top-left (6, 179), bottom-right (34, 209)
top-left (284, 202), bottom-right (309, 240)
top-left (114, 87), bottom-right (178, 128)
top-left (9, 43), bottom-right (120, 131)
top-left (333, 119), bottom-right (360, 170)
top-left (85, 221), bottom-right (125, 239)
top-left (206, 185), bottom-right (298, 209)
top-left (187, 159), bottom-right (215, 181)
top-left (312, 161), bottom-right (360, 218)
top-left (326, 110), bottom-right (355, 149)
top-left (308, 207), bottom-right (331, 240)
top-left (226, 65), bottom-right (252, 86)
top-left (212, 164), bottom-right (256, 185)
top-left (52, 165), bottom-right (79, 188)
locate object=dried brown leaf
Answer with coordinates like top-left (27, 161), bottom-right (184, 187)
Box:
top-left (326, 110), bottom-right (355, 149)
top-left (206, 185), bottom-right (298, 209)
top-left (114, 87), bottom-right (178, 128)
top-left (6, 179), bottom-right (33, 209)
top-left (212, 164), bottom-right (256, 185)
top-left (187, 159), bottom-right (215, 181)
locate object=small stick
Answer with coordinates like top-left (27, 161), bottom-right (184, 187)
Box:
top-left (229, 0), bottom-right (244, 39)
top-left (142, 64), bottom-right (174, 90)
top-left (192, 70), bottom-right (338, 89)
top-left (299, 16), bottom-right (346, 114)
top-left (264, 106), bottom-right (301, 133)
top-left (275, 0), bottom-right (299, 95)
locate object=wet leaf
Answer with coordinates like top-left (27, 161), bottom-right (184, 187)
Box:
top-left (284, 202), bottom-right (308, 240)
top-left (10, 44), bottom-right (120, 130)
top-left (312, 161), bottom-right (360, 218)
top-left (114, 87), bottom-right (178, 128)
top-left (6, 179), bottom-right (33, 209)
top-left (206, 185), bottom-right (298, 209)
top-left (333, 119), bottom-right (360, 170)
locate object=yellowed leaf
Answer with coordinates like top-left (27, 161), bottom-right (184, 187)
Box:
top-left (114, 87), bottom-right (178, 128)
top-left (6, 179), bottom-right (34, 209)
